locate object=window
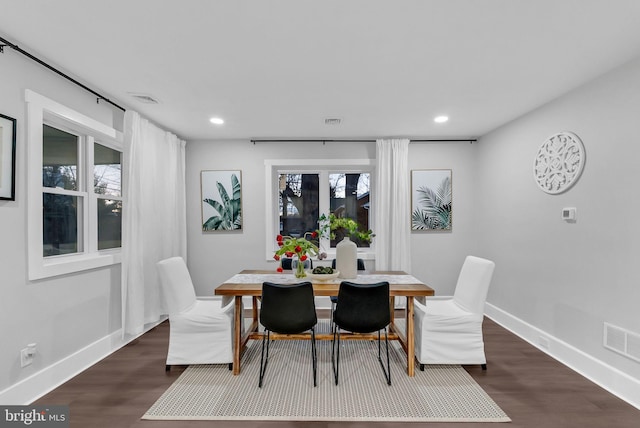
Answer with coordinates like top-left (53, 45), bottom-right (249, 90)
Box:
top-left (42, 125), bottom-right (81, 256)
top-left (94, 143), bottom-right (122, 250)
top-left (266, 159), bottom-right (375, 260)
top-left (328, 173), bottom-right (371, 247)
top-left (279, 173), bottom-right (319, 238)
top-left (27, 90), bottom-right (123, 279)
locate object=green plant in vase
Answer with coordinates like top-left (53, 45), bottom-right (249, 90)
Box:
top-left (316, 213), bottom-right (375, 245)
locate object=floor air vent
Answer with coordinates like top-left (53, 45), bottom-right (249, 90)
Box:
top-left (604, 323), bottom-right (640, 363)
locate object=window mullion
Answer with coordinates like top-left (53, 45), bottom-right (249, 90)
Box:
top-left (85, 136), bottom-right (95, 253)
top-left (318, 171), bottom-right (330, 251)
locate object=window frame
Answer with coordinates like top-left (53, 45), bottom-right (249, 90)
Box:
top-left (264, 158), bottom-right (375, 261)
top-left (27, 90), bottom-right (123, 280)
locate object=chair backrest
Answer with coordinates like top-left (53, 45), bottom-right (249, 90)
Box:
top-left (333, 281), bottom-right (390, 333)
top-left (260, 282), bottom-right (317, 334)
top-left (156, 257), bottom-right (197, 316)
top-left (453, 256), bottom-right (495, 314)
top-left (281, 257), bottom-right (312, 270)
top-left (331, 258), bottom-right (366, 270)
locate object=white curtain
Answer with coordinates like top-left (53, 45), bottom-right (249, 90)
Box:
top-left (374, 139), bottom-right (411, 273)
top-left (122, 111), bottom-right (187, 337)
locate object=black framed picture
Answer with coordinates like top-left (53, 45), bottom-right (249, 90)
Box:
top-left (0, 113), bottom-right (17, 201)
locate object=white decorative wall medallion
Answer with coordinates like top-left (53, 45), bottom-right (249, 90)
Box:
top-left (533, 132), bottom-right (585, 194)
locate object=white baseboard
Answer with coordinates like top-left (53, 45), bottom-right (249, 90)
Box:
top-left (0, 318), bottom-right (166, 405)
top-left (485, 303), bottom-right (640, 410)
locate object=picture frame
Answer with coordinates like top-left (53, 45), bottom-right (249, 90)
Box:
top-left (411, 169), bottom-right (452, 231)
top-left (201, 170), bottom-right (242, 231)
top-left (0, 113), bottom-right (17, 201)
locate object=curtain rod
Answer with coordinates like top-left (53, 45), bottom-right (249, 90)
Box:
top-left (0, 36), bottom-right (126, 112)
top-left (251, 138), bottom-right (477, 144)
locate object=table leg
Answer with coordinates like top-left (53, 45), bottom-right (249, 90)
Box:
top-left (252, 296), bottom-right (259, 323)
top-left (406, 296), bottom-right (415, 377)
top-left (389, 296), bottom-right (395, 324)
top-left (233, 296), bottom-right (242, 375)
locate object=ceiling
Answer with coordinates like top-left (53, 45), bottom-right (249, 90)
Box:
top-left (2, 0), bottom-right (640, 141)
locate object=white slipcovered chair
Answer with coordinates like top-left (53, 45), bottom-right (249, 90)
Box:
top-left (414, 255), bottom-right (495, 370)
top-left (157, 256), bottom-right (234, 371)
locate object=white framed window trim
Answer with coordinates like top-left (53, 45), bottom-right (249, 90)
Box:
top-left (264, 158), bottom-right (376, 262)
top-left (26, 90), bottom-right (123, 280)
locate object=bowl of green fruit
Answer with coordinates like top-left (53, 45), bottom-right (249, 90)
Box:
top-left (306, 266), bottom-right (340, 281)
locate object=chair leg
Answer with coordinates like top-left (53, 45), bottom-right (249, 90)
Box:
top-left (420, 364), bottom-right (425, 371)
top-left (331, 327), bottom-right (340, 385)
top-left (377, 328), bottom-right (391, 385)
top-left (385, 328), bottom-right (391, 385)
top-left (258, 330), bottom-right (270, 387)
top-left (165, 365), bottom-right (171, 372)
top-left (330, 301), bottom-right (336, 333)
top-left (481, 363), bottom-right (487, 370)
top-left (311, 327), bottom-right (317, 387)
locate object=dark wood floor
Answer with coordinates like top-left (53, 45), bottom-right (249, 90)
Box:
top-left (35, 313), bottom-right (640, 428)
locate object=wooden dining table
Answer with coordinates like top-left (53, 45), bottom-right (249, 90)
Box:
top-left (214, 270), bottom-right (434, 377)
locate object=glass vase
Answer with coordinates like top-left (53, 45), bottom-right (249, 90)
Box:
top-left (294, 259), bottom-right (307, 278)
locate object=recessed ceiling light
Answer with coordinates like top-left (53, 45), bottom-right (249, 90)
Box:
top-left (209, 117), bottom-right (224, 125)
top-left (434, 115), bottom-right (449, 123)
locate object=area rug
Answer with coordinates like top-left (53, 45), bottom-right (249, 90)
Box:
top-left (143, 322), bottom-right (510, 422)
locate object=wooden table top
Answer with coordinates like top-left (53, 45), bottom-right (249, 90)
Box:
top-left (214, 269), bottom-right (434, 297)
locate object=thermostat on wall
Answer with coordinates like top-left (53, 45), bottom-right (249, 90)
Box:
top-left (562, 207), bottom-right (576, 221)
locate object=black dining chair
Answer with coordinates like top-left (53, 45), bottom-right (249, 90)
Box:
top-left (281, 257), bottom-right (312, 270)
top-left (331, 258), bottom-right (366, 271)
top-left (331, 281), bottom-right (391, 385)
top-left (259, 281), bottom-right (318, 387)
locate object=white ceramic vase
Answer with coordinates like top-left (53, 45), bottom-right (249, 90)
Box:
top-left (336, 236), bottom-right (357, 279)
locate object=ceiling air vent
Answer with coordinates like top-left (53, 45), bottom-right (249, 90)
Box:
top-left (324, 118), bottom-right (342, 125)
top-left (128, 93), bottom-right (160, 104)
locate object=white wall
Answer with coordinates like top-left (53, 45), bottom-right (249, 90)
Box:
top-left (185, 140), bottom-right (478, 298)
top-left (0, 51), bottom-right (124, 402)
top-left (408, 141), bottom-right (481, 295)
top-left (477, 57), bottom-right (640, 384)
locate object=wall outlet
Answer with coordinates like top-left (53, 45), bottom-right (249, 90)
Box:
top-left (20, 343), bottom-right (36, 368)
top-left (20, 348), bottom-right (33, 367)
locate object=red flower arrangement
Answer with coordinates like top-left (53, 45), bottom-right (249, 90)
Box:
top-left (273, 232), bottom-right (320, 277)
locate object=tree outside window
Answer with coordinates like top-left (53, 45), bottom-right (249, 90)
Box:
top-left (278, 172), bottom-right (371, 248)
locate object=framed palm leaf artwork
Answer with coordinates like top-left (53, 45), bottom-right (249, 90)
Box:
top-left (411, 169), bottom-right (452, 231)
top-left (201, 170), bottom-right (242, 231)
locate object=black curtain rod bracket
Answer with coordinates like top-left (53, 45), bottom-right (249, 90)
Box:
top-left (0, 36), bottom-right (126, 112)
